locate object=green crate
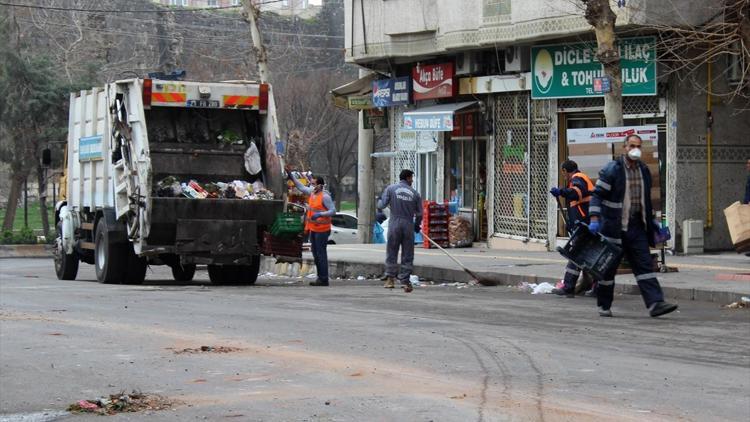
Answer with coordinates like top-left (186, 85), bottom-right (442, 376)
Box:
top-left (270, 212), bottom-right (304, 237)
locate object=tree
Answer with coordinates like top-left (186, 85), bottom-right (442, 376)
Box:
top-left (581, 0), bottom-right (623, 126)
top-left (0, 14), bottom-right (73, 233)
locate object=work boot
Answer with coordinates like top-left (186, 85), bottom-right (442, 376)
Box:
top-left (551, 288), bottom-right (574, 298)
top-left (383, 277), bottom-right (395, 289)
top-left (402, 282), bottom-right (413, 293)
top-left (649, 301), bottom-right (678, 317)
top-left (584, 288), bottom-right (596, 298)
top-left (598, 307), bottom-right (613, 317)
top-left (309, 280), bottom-right (329, 286)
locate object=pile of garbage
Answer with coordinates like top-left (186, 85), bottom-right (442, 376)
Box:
top-left (448, 216), bottom-right (473, 248)
top-left (68, 392), bottom-right (175, 415)
top-left (156, 176), bottom-right (274, 200)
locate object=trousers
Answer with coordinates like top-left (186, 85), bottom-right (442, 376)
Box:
top-left (309, 230), bottom-right (330, 282)
top-left (597, 218), bottom-right (664, 310)
top-left (385, 217), bottom-right (415, 282)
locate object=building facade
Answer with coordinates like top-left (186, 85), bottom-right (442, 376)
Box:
top-left (343, 0), bottom-right (750, 252)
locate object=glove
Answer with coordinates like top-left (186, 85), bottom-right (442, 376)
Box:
top-left (311, 212), bottom-right (321, 221)
top-left (414, 221), bottom-right (422, 233)
top-left (588, 220), bottom-right (600, 234)
top-left (550, 187), bottom-right (561, 197)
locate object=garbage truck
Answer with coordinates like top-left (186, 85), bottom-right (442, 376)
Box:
top-left (54, 77), bottom-right (288, 284)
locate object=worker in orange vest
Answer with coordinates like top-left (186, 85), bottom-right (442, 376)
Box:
top-left (550, 160), bottom-right (595, 297)
top-left (289, 172), bottom-right (336, 286)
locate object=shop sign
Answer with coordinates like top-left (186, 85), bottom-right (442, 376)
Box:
top-left (79, 135), bottom-right (103, 161)
top-left (412, 63), bottom-right (455, 101)
top-left (531, 37), bottom-right (656, 99)
top-left (566, 125), bottom-right (658, 145)
top-left (372, 77), bottom-right (411, 107)
top-left (397, 130), bottom-right (438, 152)
top-left (363, 108), bottom-right (388, 129)
top-left (403, 112), bottom-right (453, 131)
top-left (348, 95), bottom-right (374, 110)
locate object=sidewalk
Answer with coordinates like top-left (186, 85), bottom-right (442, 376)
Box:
top-left (269, 243), bottom-right (750, 304)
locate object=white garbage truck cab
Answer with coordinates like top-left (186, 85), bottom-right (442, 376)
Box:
top-left (54, 78), bottom-right (286, 284)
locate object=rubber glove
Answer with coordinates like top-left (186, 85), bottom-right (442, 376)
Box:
top-left (588, 220), bottom-right (600, 234)
top-left (550, 187), bottom-right (561, 197)
top-left (311, 212), bottom-right (322, 221)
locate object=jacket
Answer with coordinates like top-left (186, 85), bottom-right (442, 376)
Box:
top-left (590, 156), bottom-right (659, 246)
top-left (560, 170), bottom-right (593, 231)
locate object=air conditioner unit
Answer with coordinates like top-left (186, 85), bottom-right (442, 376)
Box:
top-left (504, 46), bottom-right (530, 73)
top-left (455, 51), bottom-right (482, 76)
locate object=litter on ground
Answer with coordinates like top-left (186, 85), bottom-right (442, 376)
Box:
top-left (170, 346), bottom-right (243, 354)
top-left (532, 282), bottom-right (555, 295)
top-left (68, 392), bottom-right (175, 415)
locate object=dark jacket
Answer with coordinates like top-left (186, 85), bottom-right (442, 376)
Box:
top-left (744, 174), bottom-right (750, 204)
top-left (560, 170), bottom-right (592, 232)
top-left (590, 156), bottom-right (659, 247)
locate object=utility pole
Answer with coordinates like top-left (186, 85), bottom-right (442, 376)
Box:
top-left (356, 68), bottom-right (374, 243)
top-left (241, 0), bottom-right (270, 84)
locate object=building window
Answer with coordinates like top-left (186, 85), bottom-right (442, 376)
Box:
top-left (207, 0), bottom-right (218, 7)
top-left (231, 0), bottom-right (240, 5)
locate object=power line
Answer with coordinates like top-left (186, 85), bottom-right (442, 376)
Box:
top-left (0, 0), bottom-right (286, 14)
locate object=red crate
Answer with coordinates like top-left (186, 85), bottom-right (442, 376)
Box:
top-left (422, 200), bottom-right (450, 249)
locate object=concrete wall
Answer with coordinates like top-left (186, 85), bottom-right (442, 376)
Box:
top-left (673, 63), bottom-right (750, 251)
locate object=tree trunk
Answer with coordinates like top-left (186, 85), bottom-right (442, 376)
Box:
top-left (583, 0), bottom-right (623, 127)
top-left (2, 173), bottom-right (26, 231)
top-left (37, 165), bottom-right (50, 236)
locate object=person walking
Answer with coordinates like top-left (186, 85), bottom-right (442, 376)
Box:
top-left (743, 158), bottom-right (750, 204)
top-left (289, 172), bottom-right (336, 286)
top-left (589, 135), bottom-right (678, 317)
top-left (550, 160), bottom-right (595, 298)
top-left (377, 169), bottom-right (422, 293)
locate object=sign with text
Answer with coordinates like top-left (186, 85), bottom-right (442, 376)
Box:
top-left (397, 130), bottom-right (438, 152)
top-left (372, 77), bottom-right (411, 107)
top-left (364, 108), bottom-right (388, 129)
top-left (79, 135), bottom-right (103, 161)
top-left (403, 112), bottom-right (454, 131)
top-left (531, 37), bottom-right (656, 99)
top-left (566, 125), bottom-right (659, 145)
top-left (412, 62), bottom-right (455, 101)
top-left (348, 95), bottom-right (374, 110)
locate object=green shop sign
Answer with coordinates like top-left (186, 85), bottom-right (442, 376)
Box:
top-left (531, 37), bottom-right (656, 99)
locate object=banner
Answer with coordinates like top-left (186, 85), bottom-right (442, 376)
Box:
top-left (372, 77), bottom-right (411, 107)
top-left (412, 63), bottom-right (455, 101)
top-left (531, 37), bottom-right (657, 99)
top-left (566, 125), bottom-right (659, 145)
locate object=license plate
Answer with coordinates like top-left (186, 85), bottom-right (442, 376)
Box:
top-left (186, 99), bottom-right (220, 108)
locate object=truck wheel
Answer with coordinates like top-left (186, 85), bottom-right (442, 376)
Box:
top-left (207, 265), bottom-right (229, 284)
top-left (54, 222), bottom-right (79, 280)
top-left (124, 244), bottom-right (147, 284)
top-left (171, 263), bottom-right (196, 282)
top-left (95, 219), bottom-right (126, 284)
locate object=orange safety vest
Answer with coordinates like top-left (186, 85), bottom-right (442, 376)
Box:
top-left (306, 191), bottom-right (332, 233)
top-left (568, 172), bottom-right (594, 217)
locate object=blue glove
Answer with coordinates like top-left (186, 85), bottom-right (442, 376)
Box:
top-left (414, 221), bottom-right (422, 233)
top-left (588, 220), bottom-right (600, 234)
top-left (550, 187), bottom-right (561, 197)
top-left (311, 212), bottom-right (322, 221)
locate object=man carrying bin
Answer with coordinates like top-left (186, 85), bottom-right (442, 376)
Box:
top-left (550, 160), bottom-right (595, 298)
top-left (377, 169), bottom-right (422, 293)
top-left (588, 135), bottom-right (678, 317)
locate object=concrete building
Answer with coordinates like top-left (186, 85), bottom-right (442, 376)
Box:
top-left (342, 0), bottom-right (750, 252)
top-left (155, 0), bottom-right (322, 17)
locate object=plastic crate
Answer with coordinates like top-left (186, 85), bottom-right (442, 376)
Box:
top-left (557, 223), bottom-right (624, 280)
top-left (270, 212), bottom-right (304, 238)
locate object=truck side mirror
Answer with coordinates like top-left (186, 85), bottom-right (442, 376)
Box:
top-left (42, 148), bottom-right (52, 167)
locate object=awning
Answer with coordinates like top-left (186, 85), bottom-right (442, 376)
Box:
top-left (402, 101), bottom-right (477, 131)
top-left (330, 73), bottom-right (379, 109)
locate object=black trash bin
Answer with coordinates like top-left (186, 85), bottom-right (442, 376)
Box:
top-left (557, 223), bottom-right (624, 281)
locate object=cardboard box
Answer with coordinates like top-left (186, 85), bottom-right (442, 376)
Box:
top-left (723, 201), bottom-right (750, 252)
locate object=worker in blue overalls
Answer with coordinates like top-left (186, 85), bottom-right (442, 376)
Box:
top-left (589, 134), bottom-right (678, 318)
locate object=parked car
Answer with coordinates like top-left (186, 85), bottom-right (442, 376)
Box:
top-left (329, 212), bottom-right (359, 244)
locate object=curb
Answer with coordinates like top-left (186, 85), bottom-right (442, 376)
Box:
top-left (260, 256), bottom-right (748, 305)
top-left (0, 244), bottom-right (52, 258)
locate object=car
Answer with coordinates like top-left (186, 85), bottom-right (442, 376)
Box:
top-left (329, 212), bottom-right (359, 244)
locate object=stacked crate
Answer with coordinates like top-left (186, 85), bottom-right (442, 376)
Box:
top-left (422, 201), bottom-right (450, 249)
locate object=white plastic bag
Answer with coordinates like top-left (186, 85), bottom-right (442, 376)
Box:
top-left (244, 142), bottom-right (262, 175)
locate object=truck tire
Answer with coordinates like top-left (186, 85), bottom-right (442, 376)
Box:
top-left (124, 244), bottom-right (147, 284)
top-left (208, 257), bottom-right (259, 285)
top-left (94, 219), bottom-right (127, 284)
top-left (171, 263), bottom-right (196, 282)
top-left (54, 222), bottom-right (79, 280)
top-left (207, 265), bottom-right (229, 284)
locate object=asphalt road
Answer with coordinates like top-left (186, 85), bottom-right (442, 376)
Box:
top-left (1, 258), bottom-right (749, 421)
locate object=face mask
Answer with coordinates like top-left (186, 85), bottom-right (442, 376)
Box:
top-left (627, 148), bottom-right (642, 161)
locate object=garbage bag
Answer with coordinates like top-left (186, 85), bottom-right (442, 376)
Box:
top-left (244, 142), bottom-right (262, 175)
